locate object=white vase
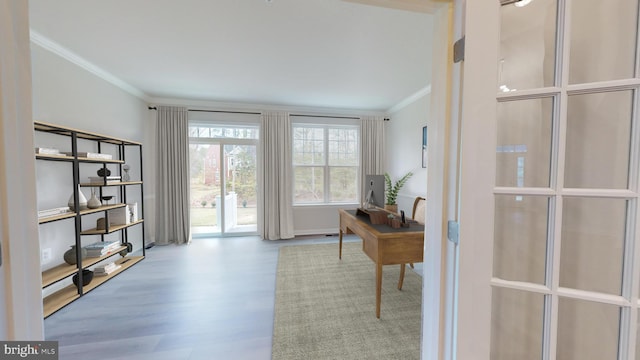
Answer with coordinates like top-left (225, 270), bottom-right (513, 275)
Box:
top-left (87, 188), bottom-right (102, 209)
top-left (68, 185), bottom-right (88, 211)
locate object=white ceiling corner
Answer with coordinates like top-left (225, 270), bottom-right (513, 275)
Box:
top-left (388, 85), bottom-right (432, 114)
top-left (30, 30), bottom-right (149, 101)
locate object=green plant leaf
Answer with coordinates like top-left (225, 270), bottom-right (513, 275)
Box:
top-left (384, 171), bottom-right (413, 205)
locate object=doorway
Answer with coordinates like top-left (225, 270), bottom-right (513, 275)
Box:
top-left (189, 124), bottom-right (259, 236)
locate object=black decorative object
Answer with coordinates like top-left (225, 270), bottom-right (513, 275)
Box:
top-left (119, 242), bottom-right (133, 257)
top-left (97, 167), bottom-right (111, 177)
top-left (63, 245), bottom-right (87, 265)
top-left (72, 269), bottom-right (94, 287)
top-left (101, 196), bottom-right (113, 205)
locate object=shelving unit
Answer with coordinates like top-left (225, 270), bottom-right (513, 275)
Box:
top-left (35, 121), bottom-right (145, 318)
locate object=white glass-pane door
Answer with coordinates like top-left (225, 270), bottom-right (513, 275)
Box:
top-left (222, 144), bottom-right (257, 234)
top-left (486, 0), bottom-right (640, 359)
top-left (190, 143), bottom-right (221, 235)
top-left (189, 142), bottom-right (257, 236)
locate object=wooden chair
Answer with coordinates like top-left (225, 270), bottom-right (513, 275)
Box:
top-left (398, 196), bottom-right (426, 290)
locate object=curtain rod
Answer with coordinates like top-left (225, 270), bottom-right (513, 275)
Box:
top-left (147, 106), bottom-right (260, 115)
top-left (290, 114), bottom-right (390, 121)
top-left (148, 106), bottom-right (389, 121)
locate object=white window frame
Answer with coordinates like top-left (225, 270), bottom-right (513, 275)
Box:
top-left (291, 121), bottom-right (360, 205)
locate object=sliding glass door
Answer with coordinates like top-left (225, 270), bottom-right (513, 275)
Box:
top-left (189, 124), bottom-right (259, 236)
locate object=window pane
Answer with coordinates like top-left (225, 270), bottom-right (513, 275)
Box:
top-left (329, 167), bottom-right (358, 203)
top-left (328, 128), bottom-right (358, 166)
top-left (493, 195), bottom-right (549, 284)
top-left (565, 91), bottom-right (632, 189)
top-left (496, 98), bottom-right (553, 188)
top-left (557, 298), bottom-right (620, 360)
top-left (569, 0), bottom-right (638, 84)
top-left (293, 127), bottom-right (325, 165)
top-left (499, 0), bottom-right (557, 91)
top-left (490, 287), bottom-right (544, 360)
top-left (189, 144), bottom-right (220, 230)
top-left (294, 167), bottom-right (324, 203)
top-left (189, 125), bottom-right (259, 139)
top-left (560, 197), bottom-right (627, 295)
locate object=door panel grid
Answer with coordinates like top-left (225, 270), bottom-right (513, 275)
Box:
top-left (491, 0), bottom-right (640, 359)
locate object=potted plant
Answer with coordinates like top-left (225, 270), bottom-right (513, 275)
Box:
top-left (384, 171), bottom-right (413, 213)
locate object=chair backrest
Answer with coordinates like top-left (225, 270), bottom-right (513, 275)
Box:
top-left (412, 196), bottom-right (426, 224)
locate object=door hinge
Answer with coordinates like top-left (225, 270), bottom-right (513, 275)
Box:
top-left (447, 220), bottom-right (459, 244)
top-left (453, 36), bottom-right (465, 63)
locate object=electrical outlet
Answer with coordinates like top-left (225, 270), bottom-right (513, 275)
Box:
top-left (41, 248), bottom-right (52, 264)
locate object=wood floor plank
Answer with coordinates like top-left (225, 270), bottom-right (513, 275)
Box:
top-left (45, 235), bottom-right (365, 360)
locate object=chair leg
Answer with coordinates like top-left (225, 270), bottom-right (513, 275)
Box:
top-left (398, 263), bottom-right (406, 290)
top-left (409, 263), bottom-right (414, 269)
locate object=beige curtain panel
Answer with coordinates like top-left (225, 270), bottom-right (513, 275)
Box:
top-left (260, 111), bottom-right (294, 240)
top-left (155, 106), bottom-right (191, 245)
top-left (360, 116), bottom-right (386, 202)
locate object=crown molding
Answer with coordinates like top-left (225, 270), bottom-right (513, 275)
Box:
top-left (149, 97), bottom-right (387, 118)
top-left (30, 30), bottom-right (150, 101)
top-left (387, 85), bottom-right (432, 114)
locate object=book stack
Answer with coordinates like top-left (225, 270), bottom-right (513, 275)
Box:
top-left (38, 207), bottom-right (72, 218)
top-left (84, 240), bottom-right (121, 257)
top-left (87, 175), bottom-right (121, 184)
top-left (61, 151), bottom-right (113, 160)
top-left (35, 147), bottom-right (61, 155)
top-left (109, 205), bottom-right (132, 225)
top-left (94, 262), bottom-right (121, 276)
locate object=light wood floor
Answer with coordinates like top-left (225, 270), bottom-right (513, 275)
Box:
top-left (44, 234), bottom-right (422, 360)
top-left (44, 235), bottom-right (349, 359)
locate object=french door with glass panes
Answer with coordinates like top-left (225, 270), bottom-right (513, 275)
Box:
top-left (452, 0), bottom-right (640, 359)
top-left (189, 124), bottom-right (258, 236)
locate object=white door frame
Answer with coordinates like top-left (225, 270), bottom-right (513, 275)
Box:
top-left (421, 1), bottom-right (456, 359)
top-left (421, 0), bottom-right (500, 358)
top-left (0, 0), bottom-right (45, 339)
top-left (450, 0), bottom-right (500, 358)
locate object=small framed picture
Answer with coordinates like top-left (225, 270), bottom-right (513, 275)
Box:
top-left (422, 126), bottom-right (428, 168)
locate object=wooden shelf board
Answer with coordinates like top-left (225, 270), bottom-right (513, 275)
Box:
top-left (81, 220), bottom-right (144, 235)
top-left (43, 284), bottom-right (80, 318)
top-left (80, 246), bottom-right (127, 268)
top-left (77, 157), bottom-right (124, 164)
top-left (83, 256), bottom-right (144, 292)
top-left (42, 256), bottom-right (144, 318)
top-left (34, 121), bottom-right (142, 146)
top-left (38, 212), bottom-right (76, 224)
top-left (79, 204), bottom-right (126, 215)
top-left (35, 153), bottom-right (74, 161)
top-left (42, 245), bottom-right (127, 287)
top-left (80, 181), bottom-right (143, 187)
top-left (42, 263), bottom-right (78, 288)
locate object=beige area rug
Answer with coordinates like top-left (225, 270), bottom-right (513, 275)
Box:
top-left (272, 242), bottom-right (422, 360)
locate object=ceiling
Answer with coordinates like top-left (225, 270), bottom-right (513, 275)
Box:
top-left (28, 0), bottom-right (434, 112)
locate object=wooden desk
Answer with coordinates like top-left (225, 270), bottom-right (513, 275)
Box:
top-left (338, 208), bottom-right (424, 318)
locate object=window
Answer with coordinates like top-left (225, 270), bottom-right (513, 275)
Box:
top-left (292, 124), bottom-right (359, 204)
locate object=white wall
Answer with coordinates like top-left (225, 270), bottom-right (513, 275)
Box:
top-left (31, 44), bottom-right (148, 297)
top-left (385, 92), bottom-right (431, 215)
top-left (31, 45), bottom-right (146, 140)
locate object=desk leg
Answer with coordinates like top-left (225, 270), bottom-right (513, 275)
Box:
top-left (398, 264), bottom-right (406, 290)
top-left (376, 262), bottom-right (382, 319)
top-left (339, 229), bottom-right (343, 259)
